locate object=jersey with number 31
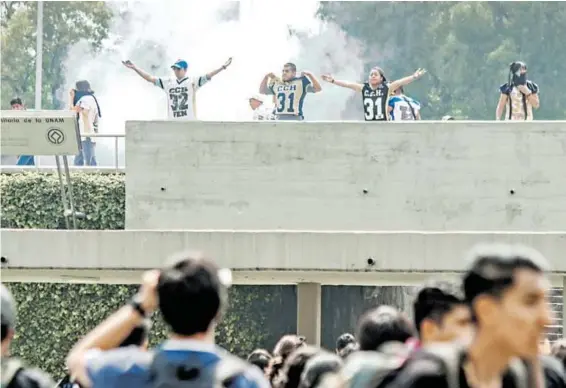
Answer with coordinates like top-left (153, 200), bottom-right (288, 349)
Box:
top-left (361, 82), bottom-right (390, 121)
top-left (155, 75), bottom-right (209, 120)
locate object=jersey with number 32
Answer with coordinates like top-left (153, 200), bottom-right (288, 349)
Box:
top-left (155, 75), bottom-right (209, 120)
top-left (361, 82), bottom-right (390, 121)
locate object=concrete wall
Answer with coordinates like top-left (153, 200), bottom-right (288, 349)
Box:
top-left (125, 121), bottom-right (566, 230)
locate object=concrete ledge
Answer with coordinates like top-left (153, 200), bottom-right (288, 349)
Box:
top-left (2, 230), bottom-right (565, 274)
top-left (1, 167), bottom-right (124, 174)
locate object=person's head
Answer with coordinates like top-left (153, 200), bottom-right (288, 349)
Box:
top-left (1, 284), bottom-right (17, 356)
top-left (249, 94), bottom-right (263, 110)
top-left (75, 80), bottom-right (92, 93)
top-left (157, 251), bottom-right (231, 338)
top-left (335, 333), bottom-right (355, 354)
top-left (550, 339), bottom-right (566, 369)
top-left (298, 352), bottom-right (343, 388)
top-left (10, 97), bottom-right (24, 110)
top-left (441, 115), bottom-right (455, 121)
top-left (391, 86), bottom-right (404, 96)
top-left (368, 67), bottom-right (386, 86)
top-left (414, 279), bottom-right (473, 345)
top-left (463, 244), bottom-right (552, 359)
top-left (282, 62), bottom-right (297, 82)
top-left (274, 345), bottom-right (319, 388)
top-left (119, 319), bottom-right (151, 350)
top-left (247, 348), bottom-right (272, 374)
top-left (509, 61), bottom-right (527, 86)
top-left (171, 59), bottom-right (188, 79)
top-left (356, 305), bottom-right (417, 351)
top-left (337, 342), bottom-right (358, 359)
top-left (273, 334), bottom-right (307, 360)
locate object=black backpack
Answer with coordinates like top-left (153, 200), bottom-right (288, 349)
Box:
top-left (147, 350), bottom-right (250, 388)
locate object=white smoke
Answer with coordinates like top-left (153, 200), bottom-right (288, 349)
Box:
top-left (62, 0), bottom-right (365, 165)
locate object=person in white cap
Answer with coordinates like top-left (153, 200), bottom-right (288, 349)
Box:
top-left (1, 284), bottom-right (54, 387)
top-left (122, 57), bottom-right (232, 120)
top-left (249, 94), bottom-right (275, 121)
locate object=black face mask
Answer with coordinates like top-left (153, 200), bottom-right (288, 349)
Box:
top-left (513, 72), bottom-right (527, 86)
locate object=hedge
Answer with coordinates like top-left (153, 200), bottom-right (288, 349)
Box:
top-left (1, 172), bottom-right (295, 378)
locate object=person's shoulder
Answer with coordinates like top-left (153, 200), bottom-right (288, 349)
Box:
top-left (388, 354), bottom-right (449, 388)
top-left (87, 347), bottom-right (152, 374)
top-left (389, 96), bottom-right (402, 104)
top-left (526, 80), bottom-right (539, 93)
top-left (15, 366), bottom-right (55, 388)
top-left (540, 355), bottom-right (565, 388)
top-left (500, 83), bottom-right (512, 94)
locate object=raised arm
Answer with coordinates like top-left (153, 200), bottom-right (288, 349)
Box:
top-left (302, 71), bottom-right (322, 92)
top-left (321, 74), bottom-right (363, 92)
top-left (517, 83), bottom-right (540, 109)
top-left (389, 68), bottom-right (427, 91)
top-left (205, 57), bottom-right (232, 80)
top-left (122, 60), bottom-right (157, 84)
top-left (259, 72), bottom-right (276, 94)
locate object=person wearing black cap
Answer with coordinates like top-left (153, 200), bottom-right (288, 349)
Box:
top-left (122, 56), bottom-right (232, 120)
top-left (321, 67), bottom-right (426, 121)
top-left (1, 284), bottom-right (54, 388)
top-left (496, 61), bottom-right (539, 121)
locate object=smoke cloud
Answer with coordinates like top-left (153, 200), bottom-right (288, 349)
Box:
top-left (62, 0), bottom-right (366, 165)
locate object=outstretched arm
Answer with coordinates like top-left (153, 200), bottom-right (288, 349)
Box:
top-left (321, 74), bottom-right (363, 92)
top-left (389, 68), bottom-right (427, 91)
top-left (122, 60), bottom-right (157, 84)
top-left (205, 57), bottom-right (232, 80)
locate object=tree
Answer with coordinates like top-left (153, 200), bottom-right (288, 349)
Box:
top-left (317, 1), bottom-right (566, 120)
top-left (1, 1), bottom-right (112, 109)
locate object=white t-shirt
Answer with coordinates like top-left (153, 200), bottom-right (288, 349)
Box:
top-left (76, 95), bottom-right (99, 135)
top-left (155, 75), bottom-right (209, 120)
top-left (252, 104), bottom-right (276, 121)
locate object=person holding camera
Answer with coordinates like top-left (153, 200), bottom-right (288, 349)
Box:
top-left (496, 61), bottom-right (539, 121)
top-left (70, 80), bottom-right (101, 166)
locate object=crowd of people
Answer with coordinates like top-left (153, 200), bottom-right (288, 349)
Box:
top-left (1, 243), bottom-right (564, 388)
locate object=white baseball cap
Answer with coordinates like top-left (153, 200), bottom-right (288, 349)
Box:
top-left (249, 94), bottom-right (263, 103)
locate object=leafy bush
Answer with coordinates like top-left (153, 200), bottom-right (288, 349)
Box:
top-left (1, 172), bottom-right (296, 378)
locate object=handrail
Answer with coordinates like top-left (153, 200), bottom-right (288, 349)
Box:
top-left (1, 133), bottom-right (125, 172)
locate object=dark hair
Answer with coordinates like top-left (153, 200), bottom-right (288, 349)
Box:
top-left (298, 352), bottom-right (343, 388)
top-left (247, 348), bottom-right (272, 373)
top-left (356, 305), bottom-right (416, 351)
top-left (75, 80), bottom-right (93, 93)
top-left (274, 346), bottom-right (319, 388)
top-left (551, 339), bottom-right (566, 369)
top-left (1, 324), bottom-right (7, 342)
top-left (370, 66), bottom-right (387, 82)
top-left (335, 333), bottom-right (355, 352)
top-left (157, 254), bottom-right (227, 336)
top-left (119, 320), bottom-right (150, 347)
top-left (284, 63), bottom-right (297, 72)
top-left (10, 98), bottom-right (22, 106)
top-left (413, 279), bottom-right (466, 335)
top-left (463, 244), bottom-right (549, 315)
top-left (337, 342), bottom-right (358, 359)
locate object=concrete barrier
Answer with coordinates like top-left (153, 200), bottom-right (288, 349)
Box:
top-left (125, 121), bottom-right (566, 231)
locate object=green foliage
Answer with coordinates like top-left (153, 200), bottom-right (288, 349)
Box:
top-left (1, 1), bottom-right (113, 109)
top-left (1, 172), bottom-right (295, 378)
top-left (6, 282), bottom-right (284, 379)
top-left (1, 172), bottom-right (125, 229)
top-left (317, 1), bottom-right (566, 119)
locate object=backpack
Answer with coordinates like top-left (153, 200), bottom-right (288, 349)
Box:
top-left (421, 343), bottom-right (534, 388)
top-left (148, 350), bottom-right (250, 388)
top-left (341, 341), bottom-right (415, 388)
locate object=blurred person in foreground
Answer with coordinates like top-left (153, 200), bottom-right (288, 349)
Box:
top-left (259, 63), bottom-right (322, 121)
top-left (70, 80), bottom-right (101, 166)
top-left (321, 67), bottom-right (426, 121)
top-left (122, 57), bottom-right (232, 120)
top-left (249, 94), bottom-right (275, 121)
top-left (247, 349), bottom-right (272, 375)
top-left (389, 244), bottom-right (565, 388)
top-left (551, 339), bottom-right (566, 370)
top-left (58, 320), bottom-right (151, 387)
top-left (413, 279), bottom-right (473, 346)
top-left (268, 335), bottom-right (307, 386)
top-left (1, 284), bottom-right (54, 388)
top-left (496, 61), bottom-right (539, 121)
top-left (388, 87), bottom-right (421, 121)
top-left (66, 252), bottom-right (269, 388)
top-left (273, 346), bottom-right (319, 388)
top-left (298, 351), bottom-right (343, 388)
top-left (8, 98), bottom-right (35, 166)
top-left (336, 333), bottom-right (358, 359)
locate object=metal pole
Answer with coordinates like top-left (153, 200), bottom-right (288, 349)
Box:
top-left (62, 156), bottom-right (78, 229)
top-left (114, 136), bottom-right (119, 172)
top-left (55, 156), bottom-right (71, 229)
top-left (34, 1), bottom-right (44, 110)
